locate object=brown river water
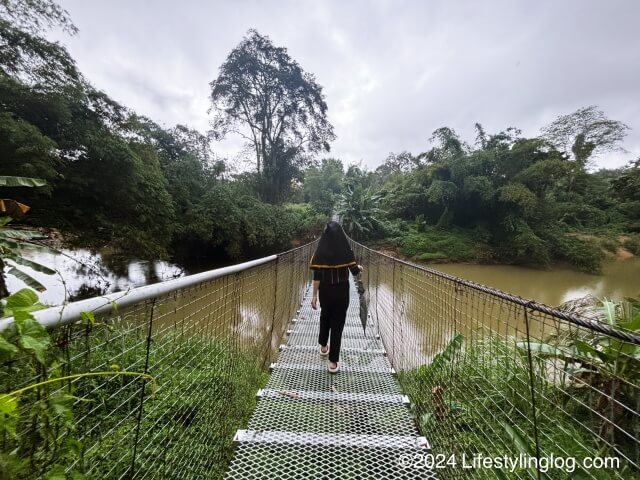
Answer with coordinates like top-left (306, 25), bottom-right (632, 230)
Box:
top-left (363, 257), bottom-right (640, 368)
top-left (430, 258), bottom-right (640, 307)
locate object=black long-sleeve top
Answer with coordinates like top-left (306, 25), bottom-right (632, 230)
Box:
top-left (312, 264), bottom-right (361, 286)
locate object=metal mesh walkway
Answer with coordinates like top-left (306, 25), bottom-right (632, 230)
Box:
top-left (225, 277), bottom-right (435, 480)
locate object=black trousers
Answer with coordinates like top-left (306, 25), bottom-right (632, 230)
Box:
top-left (318, 282), bottom-right (350, 363)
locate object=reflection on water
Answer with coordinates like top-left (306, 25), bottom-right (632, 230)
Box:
top-left (5, 248), bottom-right (185, 306)
top-left (429, 259), bottom-right (640, 307)
top-left (4, 246), bottom-right (303, 367)
top-left (8, 244), bottom-right (640, 376)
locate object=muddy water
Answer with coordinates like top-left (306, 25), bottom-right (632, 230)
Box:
top-left (430, 259), bottom-right (640, 307)
top-left (5, 248), bottom-right (185, 306)
top-left (5, 247), bottom-right (306, 364)
top-left (365, 259), bottom-right (640, 370)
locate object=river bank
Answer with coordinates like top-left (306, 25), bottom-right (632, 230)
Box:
top-left (365, 223), bottom-right (640, 275)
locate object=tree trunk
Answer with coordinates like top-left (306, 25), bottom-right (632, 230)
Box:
top-left (0, 257), bottom-right (10, 299)
top-left (436, 205), bottom-right (451, 228)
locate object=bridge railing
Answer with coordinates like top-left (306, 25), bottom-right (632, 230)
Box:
top-left (0, 240), bottom-right (317, 479)
top-left (351, 240), bottom-right (640, 480)
top-left (3, 236), bottom-right (639, 479)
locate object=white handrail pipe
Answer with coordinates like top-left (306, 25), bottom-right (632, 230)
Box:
top-left (0, 255), bottom-right (277, 332)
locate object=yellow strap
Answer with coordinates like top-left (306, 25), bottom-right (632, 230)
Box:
top-left (309, 254), bottom-right (357, 269)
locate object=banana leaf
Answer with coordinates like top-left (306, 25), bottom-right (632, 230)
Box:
top-left (8, 253), bottom-right (56, 274)
top-left (0, 176), bottom-right (46, 187)
top-left (6, 267), bottom-right (46, 292)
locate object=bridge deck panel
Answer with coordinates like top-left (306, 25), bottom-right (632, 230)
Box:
top-left (225, 277), bottom-right (434, 479)
top-left (226, 443), bottom-right (437, 480)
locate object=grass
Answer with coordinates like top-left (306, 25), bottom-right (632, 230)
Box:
top-left (600, 237), bottom-right (620, 254)
top-left (623, 236), bottom-right (640, 256)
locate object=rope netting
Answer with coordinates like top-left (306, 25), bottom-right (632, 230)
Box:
top-left (1, 237), bottom-right (638, 479)
top-left (350, 240), bottom-right (640, 480)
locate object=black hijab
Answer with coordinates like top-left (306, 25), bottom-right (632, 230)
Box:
top-left (309, 221), bottom-right (357, 268)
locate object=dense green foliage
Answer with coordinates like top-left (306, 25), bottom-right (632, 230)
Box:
top-left (2, 0), bottom-right (639, 279)
top-left (0, 2), bottom-right (326, 268)
top-left (1, 2), bottom-right (638, 479)
top-left (324, 120), bottom-right (638, 273)
top-left (302, 158), bottom-right (344, 215)
top-left (397, 225), bottom-right (483, 262)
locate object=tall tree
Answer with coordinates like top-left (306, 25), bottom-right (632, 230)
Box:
top-left (418, 127), bottom-right (468, 164)
top-left (375, 151), bottom-right (418, 176)
top-left (209, 29), bottom-right (335, 203)
top-left (0, 0), bottom-right (77, 35)
top-left (541, 106), bottom-right (629, 169)
top-left (0, 0), bottom-right (82, 88)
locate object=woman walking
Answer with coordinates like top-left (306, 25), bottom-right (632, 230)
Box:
top-left (309, 221), bottom-right (363, 373)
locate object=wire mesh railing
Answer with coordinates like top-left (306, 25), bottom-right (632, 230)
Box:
top-left (2, 236), bottom-right (639, 479)
top-left (350, 240), bottom-right (640, 480)
top-left (0, 241), bottom-right (317, 479)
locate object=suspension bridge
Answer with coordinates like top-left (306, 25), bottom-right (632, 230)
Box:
top-left (1, 239), bottom-right (639, 479)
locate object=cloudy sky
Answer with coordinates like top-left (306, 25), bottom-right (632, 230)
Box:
top-left (53, 0), bottom-right (640, 170)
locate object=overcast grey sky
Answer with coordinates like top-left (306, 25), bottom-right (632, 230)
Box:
top-left (54, 0), bottom-right (640, 170)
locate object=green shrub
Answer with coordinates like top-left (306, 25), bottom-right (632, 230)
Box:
top-left (548, 234), bottom-right (604, 274)
top-left (81, 334), bottom-right (267, 479)
top-left (398, 226), bottom-right (478, 262)
top-left (493, 220), bottom-right (551, 268)
top-left (623, 236), bottom-right (640, 255)
top-left (556, 203), bottom-right (608, 228)
top-left (283, 202), bottom-right (327, 238)
top-left (511, 224), bottom-right (551, 267)
top-left (416, 252), bottom-right (448, 261)
top-left (1, 321), bottom-right (268, 480)
top-left (600, 237), bottom-right (620, 253)
top-left (399, 333), bottom-right (639, 479)
top-left (185, 189), bottom-right (323, 258)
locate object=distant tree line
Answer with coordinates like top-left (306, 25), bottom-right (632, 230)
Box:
top-left (323, 111), bottom-right (639, 273)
